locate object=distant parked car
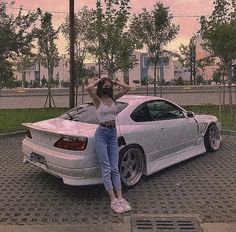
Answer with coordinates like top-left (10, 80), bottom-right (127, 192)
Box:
top-left (22, 95), bottom-right (222, 187)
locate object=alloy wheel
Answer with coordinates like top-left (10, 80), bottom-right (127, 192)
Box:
top-left (119, 147), bottom-right (144, 186)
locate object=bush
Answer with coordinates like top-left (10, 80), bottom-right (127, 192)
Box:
top-left (196, 74), bottom-right (204, 85)
top-left (174, 76), bottom-right (184, 85)
top-left (4, 78), bottom-right (23, 88)
top-left (60, 80), bottom-right (70, 88)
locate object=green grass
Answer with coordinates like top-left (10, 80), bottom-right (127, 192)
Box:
top-left (185, 105), bottom-right (236, 131)
top-left (0, 108), bottom-right (67, 134)
top-left (0, 105), bottom-right (235, 134)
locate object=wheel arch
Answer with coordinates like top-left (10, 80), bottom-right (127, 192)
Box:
top-left (204, 122), bottom-right (218, 135)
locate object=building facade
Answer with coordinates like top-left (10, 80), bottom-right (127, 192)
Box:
top-left (15, 52), bottom-right (175, 86)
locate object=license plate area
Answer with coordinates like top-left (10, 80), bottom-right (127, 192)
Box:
top-left (30, 152), bottom-right (47, 165)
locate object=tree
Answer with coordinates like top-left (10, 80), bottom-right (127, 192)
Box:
top-left (41, 76), bottom-right (47, 87)
top-left (37, 12), bottom-right (60, 83)
top-left (199, 0), bottom-right (236, 115)
top-left (177, 37), bottom-right (196, 85)
top-left (0, 2), bottom-right (40, 58)
top-left (213, 63), bottom-right (228, 108)
top-left (61, 6), bottom-right (94, 85)
top-left (175, 76), bottom-right (184, 86)
top-left (130, 2), bottom-right (179, 96)
top-left (88, 0), bottom-right (139, 79)
top-left (0, 59), bottom-right (14, 89)
top-left (178, 38), bottom-right (195, 70)
top-left (177, 36), bottom-right (214, 85)
top-left (0, 2), bottom-right (40, 90)
top-left (15, 54), bottom-right (36, 88)
top-left (212, 71), bottom-right (222, 84)
top-left (37, 12), bottom-right (60, 107)
top-left (196, 74), bottom-right (204, 85)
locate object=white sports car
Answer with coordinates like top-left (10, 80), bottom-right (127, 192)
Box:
top-left (22, 95), bottom-right (222, 187)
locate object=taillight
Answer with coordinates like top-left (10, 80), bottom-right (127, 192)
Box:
top-left (54, 137), bottom-right (87, 151)
top-left (25, 128), bottom-right (32, 139)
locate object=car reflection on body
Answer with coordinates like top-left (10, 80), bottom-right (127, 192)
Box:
top-left (22, 95), bottom-right (222, 187)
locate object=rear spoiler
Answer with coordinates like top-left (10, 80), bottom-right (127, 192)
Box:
top-left (22, 122), bottom-right (95, 138)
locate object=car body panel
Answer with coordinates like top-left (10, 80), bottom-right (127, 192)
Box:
top-left (21, 95), bottom-right (222, 186)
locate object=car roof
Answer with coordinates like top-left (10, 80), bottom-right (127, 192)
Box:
top-left (84, 95), bottom-right (167, 106)
top-left (119, 95), bottom-right (162, 104)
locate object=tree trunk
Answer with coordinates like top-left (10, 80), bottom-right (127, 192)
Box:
top-left (154, 63), bottom-right (157, 96)
top-left (222, 75), bottom-right (226, 110)
top-left (160, 64), bottom-right (164, 98)
top-left (0, 77), bottom-right (2, 96)
top-left (47, 67), bottom-right (54, 108)
top-left (235, 85), bottom-right (236, 107)
top-left (123, 69), bottom-right (129, 85)
top-left (227, 64), bottom-right (233, 121)
top-left (48, 67), bottom-right (54, 82)
top-left (146, 79), bottom-right (149, 96)
top-left (22, 72), bottom-right (26, 88)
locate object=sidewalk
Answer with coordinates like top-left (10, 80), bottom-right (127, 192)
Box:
top-left (0, 213), bottom-right (236, 232)
top-left (1, 222), bottom-right (236, 232)
top-left (0, 134), bottom-right (235, 231)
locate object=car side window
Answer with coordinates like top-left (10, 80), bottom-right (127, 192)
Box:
top-left (130, 103), bottom-right (153, 122)
top-left (147, 100), bottom-right (185, 121)
top-left (60, 102), bottom-right (128, 124)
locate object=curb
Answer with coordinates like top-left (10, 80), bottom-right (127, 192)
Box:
top-left (0, 224), bottom-right (130, 232)
top-left (0, 130), bottom-right (25, 138)
top-left (222, 129), bottom-right (236, 136)
top-left (0, 221), bottom-right (236, 232)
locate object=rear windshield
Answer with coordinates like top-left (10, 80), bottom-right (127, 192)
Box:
top-left (59, 102), bottom-right (128, 124)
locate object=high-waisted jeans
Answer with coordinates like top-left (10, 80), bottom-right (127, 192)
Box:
top-left (94, 125), bottom-right (121, 191)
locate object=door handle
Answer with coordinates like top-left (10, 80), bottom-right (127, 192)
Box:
top-left (161, 127), bottom-right (166, 131)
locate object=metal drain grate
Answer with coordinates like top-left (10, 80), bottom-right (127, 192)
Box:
top-left (132, 217), bottom-right (203, 232)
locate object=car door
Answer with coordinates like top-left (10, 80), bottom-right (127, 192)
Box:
top-left (130, 103), bottom-right (162, 156)
top-left (146, 100), bottom-right (198, 158)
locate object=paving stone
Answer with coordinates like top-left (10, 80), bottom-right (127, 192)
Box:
top-left (0, 134), bottom-right (236, 225)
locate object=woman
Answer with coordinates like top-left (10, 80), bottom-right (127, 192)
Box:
top-left (87, 77), bottom-right (131, 214)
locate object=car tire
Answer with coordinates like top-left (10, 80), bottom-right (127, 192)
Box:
top-left (119, 145), bottom-right (144, 187)
top-left (204, 123), bottom-right (221, 152)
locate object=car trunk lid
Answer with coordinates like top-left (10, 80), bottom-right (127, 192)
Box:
top-left (22, 118), bottom-right (97, 146)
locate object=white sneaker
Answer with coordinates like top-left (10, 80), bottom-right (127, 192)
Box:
top-left (110, 200), bottom-right (126, 214)
top-left (119, 199), bottom-right (132, 212)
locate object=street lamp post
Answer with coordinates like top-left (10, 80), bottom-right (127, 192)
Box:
top-left (160, 59), bottom-right (164, 97)
top-left (69, 0), bottom-right (75, 109)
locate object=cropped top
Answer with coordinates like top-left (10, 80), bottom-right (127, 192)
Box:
top-left (96, 101), bottom-right (117, 123)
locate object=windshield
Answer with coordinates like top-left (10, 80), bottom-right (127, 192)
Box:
top-left (59, 102), bottom-right (128, 124)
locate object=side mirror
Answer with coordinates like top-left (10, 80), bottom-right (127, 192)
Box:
top-left (186, 111), bottom-right (195, 118)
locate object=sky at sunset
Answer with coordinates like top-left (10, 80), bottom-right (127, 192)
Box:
top-left (6, 0), bottom-right (215, 54)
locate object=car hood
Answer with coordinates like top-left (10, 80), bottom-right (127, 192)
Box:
top-left (22, 118), bottom-right (97, 137)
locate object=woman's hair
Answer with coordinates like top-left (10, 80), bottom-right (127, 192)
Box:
top-left (96, 77), bottom-right (114, 99)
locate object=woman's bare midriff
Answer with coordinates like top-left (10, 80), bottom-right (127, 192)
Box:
top-left (101, 120), bottom-right (116, 126)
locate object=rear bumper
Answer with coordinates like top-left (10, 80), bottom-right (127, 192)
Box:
top-left (22, 138), bottom-right (103, 186)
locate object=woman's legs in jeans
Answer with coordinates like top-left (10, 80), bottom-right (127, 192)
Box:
top-left (107, 133), bottom-right (122, 200)
top-left (94, 126), bottom-right (122, 201)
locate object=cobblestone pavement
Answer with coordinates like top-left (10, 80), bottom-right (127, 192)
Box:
top-left (0, 135), bottom-right (236, 225)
